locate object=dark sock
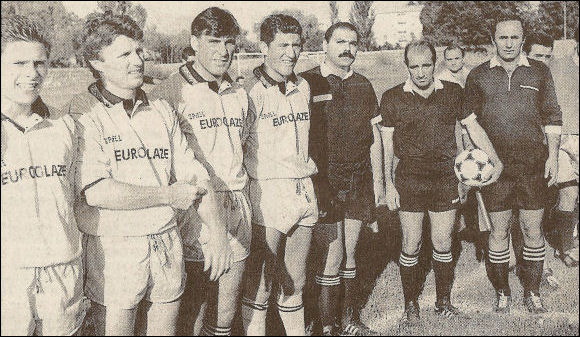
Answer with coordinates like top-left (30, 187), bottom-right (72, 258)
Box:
top-left (487, 248), bottom-right (511, 295)
top-left (316, 275), bottom-right (341, 328)
top-left (432, 249), bottom-right (454, 303)
top-left (399, 252), bottom-right (420, 303)
top-left (555, 210), bottom-right (577, 253)
top-left (340, 268), bottom-right (357, 325)
top-left (522, 244), bottom-right (546, 294)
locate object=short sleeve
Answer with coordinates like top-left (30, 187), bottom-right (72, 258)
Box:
top-left (463, 69), bottom-right (484, 119)
top-left (75, 115), bottom-right (112, 196)
top-left (539, 65), bottom-right (563, 130)
top-left (378, 91), bottom-right (396, 128)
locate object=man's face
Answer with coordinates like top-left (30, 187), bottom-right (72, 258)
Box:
top-left (1, 41), bottom-right (48, 106)
top-left (493, 20), bottom-right (524, 62)
top-left (407, 46), bottom-right (434, 90)
top-left (90, 35), bottom-right (144, 90)
top-left (325, 28), bottom-right (358, 69)
top-left (262, 32), bottom-right (302, 78)
top-left (445, 48), bottom-right (464, 73)
top-left (192, 34), bottom-right (236, 78)
top-left (528, 44), bottom-right (552, 65)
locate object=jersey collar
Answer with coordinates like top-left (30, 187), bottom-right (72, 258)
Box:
top-left (489, 54), bottom-right (530, 69)
top-left (253, 65), bottom-right (298, 95)
top-left (180, 61), bottom-right (233, 94)
top-left (403, 77), bottom-right (443, 97)
top-left (320, 60), bottom-right (354, 80)
top-left (1, 98), bottom-right (50, 133)
top-left (89, 81), bottom-right (149, 115)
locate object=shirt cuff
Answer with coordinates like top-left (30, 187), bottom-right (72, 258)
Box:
top-left (370, 115), bottom-right (383, 125)
top-left (379, 126), bottom-right (395, 133)
top-left (459, 113), bottom-right (477, 125)
top-left (544, 125), bottom-right (562, 134)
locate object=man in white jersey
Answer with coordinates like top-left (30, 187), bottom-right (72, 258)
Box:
top-left (150, 7), bottom-right (251, 336)
top-left (240, 14), bottom-right (318, 336)
top-left (1, 15), bottom-right (88, 336)
top-left (66, 13), bottom-right (228, 335)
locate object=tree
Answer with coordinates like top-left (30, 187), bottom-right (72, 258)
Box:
top-left (537, 1), bottom-right (579, 40)
top-left (96, 1), bottom-right (147, 28)
top-left (237, 30), bottom-right (260, 53)
top-left (349, 1), bottom-right (377, 51)
top-left (254, 9), bottom-right (325, 51)
top-left (420, 1), bottom-right (538, 47)
top-left (329, 1), bottom-right (340, 25)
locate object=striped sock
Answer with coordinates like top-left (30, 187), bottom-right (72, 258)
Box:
top-left (278, 294), bottom-right (305, 336)
top-left (432, 250), bottom-right (454, 302)
top-left (486, 248), bottom-right (511, 294)
top-left (339, 268), bottom-right (357, 279)
top-left (522, 244), bottom-right (546, 294)
top-left (399, 252), bottom-right (420, 303)
top-left (200, 322), bottom-right (231, 336)
top-left (241, 297), bottom-right (268, 336)
top-left (317, 274), bottom-right (340, 329)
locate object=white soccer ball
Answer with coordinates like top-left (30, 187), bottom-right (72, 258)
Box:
top-left (454, 148), bottom-right (494, 186)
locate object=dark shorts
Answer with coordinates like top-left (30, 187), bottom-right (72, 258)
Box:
top-left (395, 168), bottom-right (460, 213)
top-left (315, 164), bottom-right (375, 224)
top-left (480, 173), bottom-right (548, 212)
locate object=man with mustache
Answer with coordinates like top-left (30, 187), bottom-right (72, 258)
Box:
top-left (464, 15), bottom-right (562, 314)
top-left (66, 13), bottom-right (224, 335)
top-left (150, 7), bottom-right (251, 336)
top-left (241, 14), bottom-right (318, 336)
top-left (301, 22), bottom-right (383, 336)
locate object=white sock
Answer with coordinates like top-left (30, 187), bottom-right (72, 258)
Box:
top-left (241, 297), bottom-right (268, 336)
top-left (278, 293), bottom-right (305, 336)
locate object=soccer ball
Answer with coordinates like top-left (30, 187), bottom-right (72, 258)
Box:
top-left (454, 148), bottom-right (494, 186)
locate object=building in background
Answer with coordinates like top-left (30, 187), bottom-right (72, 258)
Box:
top-left (375, 3), bottom-right (423, 47)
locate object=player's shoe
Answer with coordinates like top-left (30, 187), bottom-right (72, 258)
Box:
top-left (523, 292), bottom-right (548, 314)
top-left (399, 301), bottom-right (421, 327)
top-left (493, 290), bottom-right (511, 314)
top-left (435, 297), bottom-right (468, 319)
top-left (340, 321), bottom-right (377, 336)
top-left (322, 324), bottom-right (338, 336)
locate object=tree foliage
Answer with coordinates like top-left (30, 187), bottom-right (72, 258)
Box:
top-left (254, 9), bottom-right (325, 51)
top-left (349, 1), bottom-right (377, 51)
top-left (329, 1), bottom-right (340, 25)
top-left (96, 1), bottom-right (147, 28)
top-left (420, 1), bottom-right (579, 47)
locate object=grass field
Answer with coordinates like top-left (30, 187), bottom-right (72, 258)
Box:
top-left (44, 50), bottom-right (579, 336)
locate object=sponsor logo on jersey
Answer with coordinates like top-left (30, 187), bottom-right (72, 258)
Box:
top-left (200, 117), bottom-right (243, 129)
top-left (2, 164), bottom-right (68, 185)
top-left (187, 111), bottom-right (206, 120)
top-left (114, 147), bottom-right (170, 162)
top-left (103, 134), bottom-right (123, 144)
top-left (260, 111), bottom-right (277, 120)
top-left (272, 112), bottom-right (309, 127)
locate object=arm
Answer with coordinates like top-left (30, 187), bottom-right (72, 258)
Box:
top-left (379, 126), bottom-right (399, 210)
top-left (462, 115), bottom-right (503, 185)
top-left (370, 113), bottom-right (386, 206)
top-left (540, 66), bottom-right (563, 187)
top-left (84, 179), bottom-right (170, 209)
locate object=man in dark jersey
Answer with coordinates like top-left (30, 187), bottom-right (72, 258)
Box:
top-left (301, 22), bottom-right (384, 336)
top-left (464, 16), bottom-right (562, 314)
top-left (379, 40), bottom-right (502, 325)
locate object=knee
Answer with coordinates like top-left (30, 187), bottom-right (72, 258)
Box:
top-left (558, 188), bottom-right (579, 212)
top-left (324, 249), bottom-right (343, 275)
top-left (490, 227), bottom-right (510, 242)
top-left (431, 235), bottom-right (452, 252)
top-left (402, 237), bottom-right (422, 255)
top-left (520, 224), bottom-right (543, 241)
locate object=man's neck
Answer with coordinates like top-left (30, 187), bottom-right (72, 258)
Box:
top-left (193, 60), bottom-right (224, 85)
top-left (498, 55), bottom-right (519, 73)
top-left (263, 61), bottom-right (288, 83)
top-left (101, 80), bottom-right (136, 100)
top-left (1, 96), bottom-right (34, 119)
top-left (449, 66), bottom-right (463, 75)
top-left (323, 59), bottom-right (350, 78)
top-left (411, 81), bottom-right (435, 99)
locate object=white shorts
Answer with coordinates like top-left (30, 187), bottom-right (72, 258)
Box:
top-left (558, 134), bottom-right (579, 185)
top-left (180, 190), bottom-right (252, 263)
top-left (249, 177), bottom-right (318, 234)
top-left (1, 258), bottom-right (88, 336)
top-left (83, 227), bottom-right (185, 309)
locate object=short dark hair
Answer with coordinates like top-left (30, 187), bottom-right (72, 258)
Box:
top-left (1, 15), bottom-right (50, 56)
top-left (80, 12), bottom-right (143, 78)
top-left (181, 46), bottom-right (195, 60)
top-left (404, 40), bottom-right (436, 66)
top-left (191, 7), bottom-right (240, 38)
top-left (260, 14), bottom-right (302, 45)
top-left (523, 32), bottom-right (554, 55)
top-left (324, 22), bottom-right (359, 43)
top-left (443, 42), bottom-right (465, 59)
top-left (490, 14), bottom-right (524, 41)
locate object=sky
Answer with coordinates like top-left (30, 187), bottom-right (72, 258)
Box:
top-left (62, 1), bottom-right (417, 44)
